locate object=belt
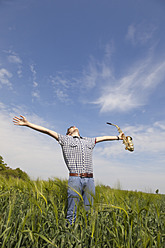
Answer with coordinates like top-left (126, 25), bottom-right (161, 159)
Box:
top-left (69, 173), bottom-right (93, 178)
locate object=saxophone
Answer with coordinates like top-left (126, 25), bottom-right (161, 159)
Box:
top-left (106, 122), bottom-right (134, 152)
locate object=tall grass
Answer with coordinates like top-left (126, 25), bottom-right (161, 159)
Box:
top-left (0, 175), bottom-right (165, 247)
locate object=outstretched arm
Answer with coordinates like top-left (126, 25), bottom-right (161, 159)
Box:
top-left (95, 132), bottom-right (124, 143)
top-left (13, 115), bottom-right (59, 141)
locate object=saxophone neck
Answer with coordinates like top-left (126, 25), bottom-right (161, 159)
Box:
top-left (106, 122), bottom-right (123, 134)
top-left (116, 125), bottom-right (122, 134)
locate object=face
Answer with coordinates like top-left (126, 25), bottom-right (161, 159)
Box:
top-left (67, 126), bottom-right (80, 136)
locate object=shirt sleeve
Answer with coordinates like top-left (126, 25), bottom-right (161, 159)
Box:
top-left (57, 134), bottom-right (66, 146)
top-left (91, 137), bottom-right (97, 148)
top-left (85, 137), bottom-right (96, 149)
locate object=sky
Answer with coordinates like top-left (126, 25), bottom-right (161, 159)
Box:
top-left (0, 0), bottom-right (165, 194)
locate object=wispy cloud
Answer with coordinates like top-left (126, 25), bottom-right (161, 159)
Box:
top-left (0, 68), bottom-right (12, 88)
top-left (30, 64), bottom-right (40, 99)
top-left (8, 54), bottom-right (22, 64)
top-left (49, 74), bottom-right (74, 103)
top-left (45, 44), bottom-right (165, 112)
top-left (92, 55), bottom-right (165, 112)
top-left (154, 121), bottom-right (165, 131)
top-left (81, 59), bottom-right (100, 89)
top-left (55, 89), bottom-right (71, 103)
top-left (7, 50), bottom-right (23, 78)
top-left (81, 55), bottom-right (114, 91)
top-left (126, 22), bottom-right (157, 46)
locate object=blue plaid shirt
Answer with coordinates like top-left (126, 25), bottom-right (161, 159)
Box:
top-left (58, 134), bottom-right (96, 174)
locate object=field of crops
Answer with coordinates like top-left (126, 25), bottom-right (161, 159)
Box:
top-left (0, 176), bottom-right (165, 248)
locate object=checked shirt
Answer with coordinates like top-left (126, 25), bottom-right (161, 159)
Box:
top-left (58, 134), bottom-right (96, 174)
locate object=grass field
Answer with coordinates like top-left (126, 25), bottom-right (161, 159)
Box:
top-left (0, 176), bottom-right (165, 247)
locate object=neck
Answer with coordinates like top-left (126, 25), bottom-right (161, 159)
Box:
top-left (71, 133), bottom-right (80, 137)
top-left (70, 130), bottom-right (80, 137)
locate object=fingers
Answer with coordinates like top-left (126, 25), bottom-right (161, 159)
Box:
top-left (13, 115), bottom-right (25, 121)
top-left (13, 116), bottom-right (21, 121)
top-left (13, 115), bottom-right (24, 125)
top-left (13, 116), bottom-right (20, 120)
top-left (121, 132), bottom-right (125, 139)
top-left (13, 116), bottom-right (20, 125)
top-left (119, 132), bottom-right (124, 140)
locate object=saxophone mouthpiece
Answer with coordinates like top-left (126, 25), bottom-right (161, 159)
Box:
top-left (106, 122), bottom-right (112, 125)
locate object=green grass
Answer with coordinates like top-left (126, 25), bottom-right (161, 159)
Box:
top-left (0, 176), bottom-right (165, 247)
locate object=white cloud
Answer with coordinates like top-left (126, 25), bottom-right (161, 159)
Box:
top-left (55, 89), bottom-right (71, 103)
top-left (128, 123), bottom-right (165, 155)
top-left (0, 106), bottom-right (67, 180)
top-left (32, 91), bottom-right (40, 99)
top-left (0, 102), bottom-right (6, 109)
top-left (30, 64), bottom-right (40, 99)
top-left (50, 74), bottom-right (74, 103)
top-left (93, 56), bottom-right (165, 112)
top-left (50, 74), bottom-right (69, 88)
top-left (126, 23), bottom-right (157, 46)
top-left (33, 81), bottom-right (38, 87)
top-left (126, 25), bottom-right (135, 44)
top-left (43, 47), bottom-right (165, 111)
top-left (82, 59), bottom-right (99, 89)
top-left (6, 51), bottom-right (23, 78)
top-left (17, 67), bottom-right (22, 78)
top-left (8, 55), bottom-right (22, 64)
top-left (81, 57), bottom-right (114, 91)
top-left (104, 41), bottom-right (115, 59)
top-left (154, 121), bottom-right (165, 131)
top-left (30, 64), bottom-right (37, 78)
top-left (0, 68), bottom-right (12, 88)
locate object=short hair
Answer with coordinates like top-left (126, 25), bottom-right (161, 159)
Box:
top-left (66, 126), bottom-right (74, 135)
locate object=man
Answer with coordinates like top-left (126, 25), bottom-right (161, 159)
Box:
top-left (13, 115), bottom-right (123, 225)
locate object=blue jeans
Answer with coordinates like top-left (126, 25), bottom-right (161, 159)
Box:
top-left (67, 176), bottom-right (95, 225)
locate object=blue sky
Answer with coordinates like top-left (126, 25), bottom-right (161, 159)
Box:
top-left (0, 0), bottom-right (165, 193)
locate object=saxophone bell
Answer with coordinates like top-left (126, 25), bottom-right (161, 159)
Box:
top-left (106, 122), bottom-right (134, 152)
top-left (126, 136), bottom-right (134, 152)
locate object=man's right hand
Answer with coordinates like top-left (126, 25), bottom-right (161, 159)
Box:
top-left (13, 115), bottom-right (29, 126)
top-left (13, 115), bottom-right (59, 141)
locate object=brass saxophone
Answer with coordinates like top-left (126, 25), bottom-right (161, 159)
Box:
top-left (107, 122), bottom-right (134, 152)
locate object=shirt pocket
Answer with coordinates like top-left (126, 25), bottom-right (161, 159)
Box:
top-left (86, 143), bottom-right (93, 149)
top-left (69, 142), bottom-right (78, 148)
